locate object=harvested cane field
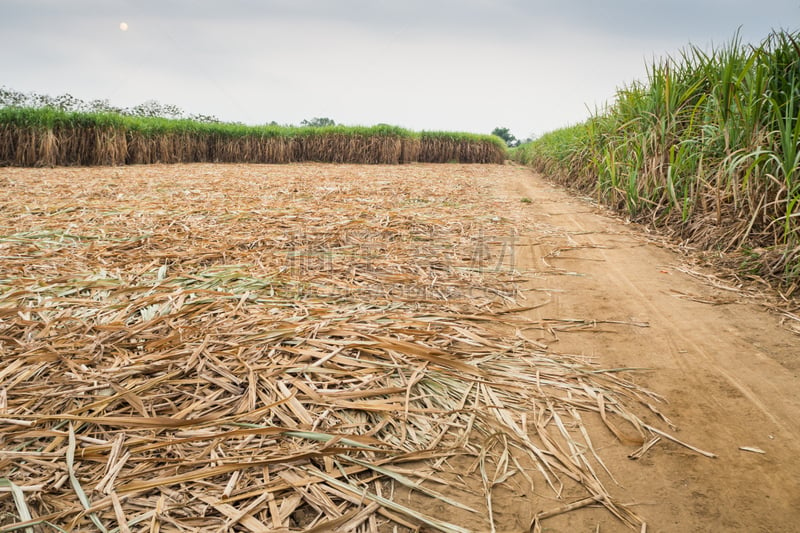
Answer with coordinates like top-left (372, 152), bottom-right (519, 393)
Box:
top-left (2, 163), bottom-right (800, 532)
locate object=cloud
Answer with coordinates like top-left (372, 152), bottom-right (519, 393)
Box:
top-left (1, 0), bottom-right (798, 137)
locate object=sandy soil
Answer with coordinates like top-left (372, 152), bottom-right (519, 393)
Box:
top-left (492, 165), bottom-right (800, 532)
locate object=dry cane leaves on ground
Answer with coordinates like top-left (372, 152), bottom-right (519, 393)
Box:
top-left (0, 164), bottom-right (713, 532)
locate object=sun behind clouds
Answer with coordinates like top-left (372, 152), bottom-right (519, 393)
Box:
top-left (119, 22), bottom-right (128, 31)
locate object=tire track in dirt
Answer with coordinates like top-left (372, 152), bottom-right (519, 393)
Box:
top-left (558, 211), bottom-right (799, 441)
top-left (496, 166), bottom-right (800, 532)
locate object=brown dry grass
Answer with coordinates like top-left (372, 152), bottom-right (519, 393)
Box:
top-left (0, 164), bottom-right (710, 532)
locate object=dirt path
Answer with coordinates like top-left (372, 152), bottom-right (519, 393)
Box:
top-left (495, 165), bottom-right (800, 532)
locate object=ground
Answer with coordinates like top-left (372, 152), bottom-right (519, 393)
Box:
top-left (0, 163), bottom-right (798, 532)
top-left (498, 166), bottom-right (800, 532)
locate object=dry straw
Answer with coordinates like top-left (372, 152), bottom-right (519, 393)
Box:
top-left (0, 164), bottom-right (712, 531)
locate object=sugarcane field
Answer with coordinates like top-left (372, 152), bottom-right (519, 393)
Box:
top-left (1, 7), bottom-right (800, 531)
top-left (1, 161), bottom-right (798, 532)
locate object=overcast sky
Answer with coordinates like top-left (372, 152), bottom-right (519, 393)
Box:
top-left (1, 1), bottom-right (798, 138)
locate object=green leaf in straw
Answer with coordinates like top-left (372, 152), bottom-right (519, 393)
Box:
top-left (0, 478), bottom-right (33, 533)
top-left (66, 424), bottom-right (109, 533)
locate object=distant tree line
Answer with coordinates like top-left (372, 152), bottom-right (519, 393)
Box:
top-left (300, 117), bottom-right (336, 127)
top-left (0, 86), bottom-right (222, 123)
top-left (491, 126), bottom-right (533, 148)
top-left (268, 117), bottom-right (337, 127)
top-left (0, 87), bottom-right (338, 128)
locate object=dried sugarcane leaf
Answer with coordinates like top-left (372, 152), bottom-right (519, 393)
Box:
top-left (0, 164), bottom-right (717, 532)
top-left (305, 468), bottom-right (471, 533)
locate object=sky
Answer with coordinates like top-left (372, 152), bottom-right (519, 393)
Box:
top-left (1, 1), bottom-right (798, 139)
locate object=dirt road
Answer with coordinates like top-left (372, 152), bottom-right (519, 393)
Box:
top-left (496, 165), bottom-right (800, 532)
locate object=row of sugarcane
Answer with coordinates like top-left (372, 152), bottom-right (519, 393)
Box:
top-left (0, 108), bottom-right (507, 166)
top-left (513, 29), bottom-right (800, 286)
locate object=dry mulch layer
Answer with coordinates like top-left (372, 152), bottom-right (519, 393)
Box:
top-left (0, 164), bottom-right (710, 532)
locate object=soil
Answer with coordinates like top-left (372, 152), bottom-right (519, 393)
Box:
top-left (487, 164), bottom-right (800, 532)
